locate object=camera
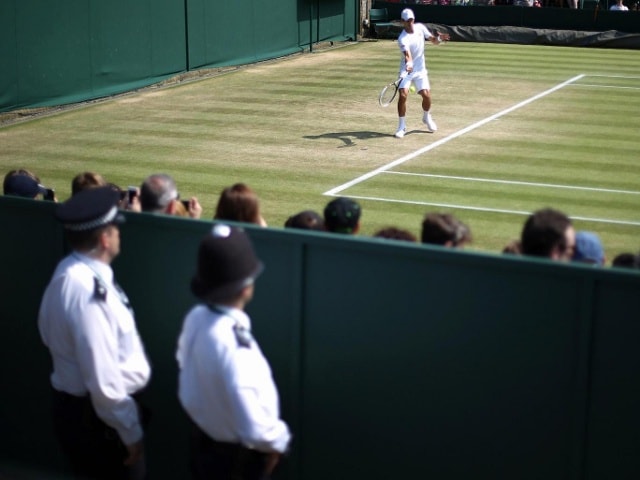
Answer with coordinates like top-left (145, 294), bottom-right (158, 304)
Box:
top-left (181, 199), bottom-right (190, 210)
top-left (43, 188), bottom-right (55, 201)
top-left (127, 186), bottom-right (138, 205)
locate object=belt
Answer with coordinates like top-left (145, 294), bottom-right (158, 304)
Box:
top-left (190, 420), bottom-right (269, 458)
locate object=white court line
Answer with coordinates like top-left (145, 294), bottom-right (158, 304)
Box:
top-left (586, 74), bottom-right (640, 79)
top-left (384, 172), bottom-right (640, 196)
top-left (573, 84), bottom-right (640, 91)
top-left (345, 194), bottom-right (640, 227)
top-left (323, 74), bottom-right (585, 196)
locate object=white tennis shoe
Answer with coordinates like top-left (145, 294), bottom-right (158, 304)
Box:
top-left (423, 112), bottom-right (438, 132)
top-left (394, 128), bottom-right (406, 139)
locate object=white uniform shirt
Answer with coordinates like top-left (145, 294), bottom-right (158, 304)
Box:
top-left (398, 23), bottom-right (434, 74)
top-left (38, 253), bottom-right (151, 446)
top-left (177, 304), bottom-right (291, 453)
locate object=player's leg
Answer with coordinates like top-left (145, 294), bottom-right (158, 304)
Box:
top-left (415, 74), bottom-right (437, 132)
top-left (395, 88), bottom-right (409, 138)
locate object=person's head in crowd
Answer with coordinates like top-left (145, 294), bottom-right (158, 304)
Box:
top-left (323, 197), bottom-right (361, 235)
top-left (572, 231), bottom-right (605, 266)
top-left (502, 239), bottom-right (522, 255)
top-left (3, 169), bottom-right (54, 200)
top-left (140, 173), bottom-right (178, 213)
top-left (56, 186), bottom-right (126, 262)
top-left (191, 224), bottom-right (264, 306)
top-left (140, 173), bottom-right (202, 219)
top-left (520, 207), bottom-right (575, 261)
top-left (420, 212), bottom-right (472, 248)
top-left (373, 227), bottom-right (417, 242)
top-left (71, 172), bottom-right (107, 196)
top-left (214, 183), bottom-right (266, 226)
top-left (611, 252), bottom-right (640, 269)
top-left (284, 210), bottom-right (325, 231)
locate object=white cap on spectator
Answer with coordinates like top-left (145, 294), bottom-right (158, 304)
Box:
top-left (401, 8), bottom-right (415, 21)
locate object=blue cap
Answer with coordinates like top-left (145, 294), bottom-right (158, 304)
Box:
top-left (572, 231), bottom-right (605, 265)
top-left (4, 174), bottom-right (46, 198)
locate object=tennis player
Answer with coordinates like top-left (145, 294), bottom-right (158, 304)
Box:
top-left (394, 8), bottom-right (449, 139)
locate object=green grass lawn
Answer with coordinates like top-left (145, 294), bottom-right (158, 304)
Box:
top-left (1, 40), bottom-right (639, 262)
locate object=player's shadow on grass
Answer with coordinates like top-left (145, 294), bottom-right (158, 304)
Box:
top-left (305, 130), bottom-right (429, 147)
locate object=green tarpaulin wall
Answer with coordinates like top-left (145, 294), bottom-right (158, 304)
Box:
top-left (0, 0), bottom-right (357, 112)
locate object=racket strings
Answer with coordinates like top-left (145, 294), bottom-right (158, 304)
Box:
top-left (379, 84), bottom-right (398, 107)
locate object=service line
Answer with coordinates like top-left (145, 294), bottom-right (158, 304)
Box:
top-left (323, 74), bottom-right (585, 197)
top-left (384, 171), bottom-right (640, 196)
top-left (343, 194), bottom-right (640, 227)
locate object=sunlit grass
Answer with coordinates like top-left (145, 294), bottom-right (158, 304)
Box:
top-left (1, 41), bottom-right (639, 260)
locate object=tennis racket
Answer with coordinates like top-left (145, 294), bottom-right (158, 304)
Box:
top-left (378, 71), bottom-right (408, 107)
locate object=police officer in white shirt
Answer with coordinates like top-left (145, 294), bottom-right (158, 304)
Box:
top-left (177, 224), bottom-right (292, 480)
top-left (38, 186), bottom-right (151, 480)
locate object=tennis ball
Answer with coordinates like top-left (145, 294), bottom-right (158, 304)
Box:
top-left (409, 85), bottom-right (416, 93)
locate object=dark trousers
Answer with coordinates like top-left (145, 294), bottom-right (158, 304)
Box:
top-left (51, 388), bottom-right (147, 480)
top-left (189, 421), bottom-right (273, 480)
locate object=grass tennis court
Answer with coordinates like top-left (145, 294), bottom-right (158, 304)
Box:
top-left (1, 40), bottom-right (639, 261)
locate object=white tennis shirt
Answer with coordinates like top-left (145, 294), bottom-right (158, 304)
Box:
top-left (398, 23), bottom-right (435, 74)
top-left (38, 253), bottom-right (151, 446)
top-left (177, 304), bottom-right (291, 453)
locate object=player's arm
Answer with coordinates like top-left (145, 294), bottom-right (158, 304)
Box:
top-left (430, 30), bottom-right (451, 44)
top-left (403, 49), bottom-right (413, 73)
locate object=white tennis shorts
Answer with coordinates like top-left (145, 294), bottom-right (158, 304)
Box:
top-left (400, 71), bottom-right (430, 93)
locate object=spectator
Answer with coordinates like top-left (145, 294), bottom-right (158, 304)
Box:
top-left (38, 187), bottom-right (151, 479)
top-left (140, 173), bottom-right (202, 219)
top-left (373, 227), bottom-right (417, 242)
top-left (177, 224), bottom-right (291, 479)
top-left (520, 208), bottom-right (575, 261)
top-left (610, 0), bottom-right (629, 10)
top-left (323, 197), bottom-right (361, 235)
top-left (611, 252), bottom-right (640, 269)
top-left (105, 183), bottom-right (142, 212)
top-left (3, 168), bottom-right (55, 200)
top-left (572, 231), bottom-right (605, 266)
top-left (214, 183), bottom-right (267, 226)
top-left (71, 171), bottom-right (107, 196)
top-left (502, 239), bottom-right (522, 255)
top-left (420, 212), bottom-right (472, 248)
top-left (284, 210), bottom-right (325, 231)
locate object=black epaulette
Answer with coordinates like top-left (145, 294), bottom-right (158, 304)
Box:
top-left (94, 277), bottom-right (107, 301)
top-left (233, 324), bottom-right (254, 348)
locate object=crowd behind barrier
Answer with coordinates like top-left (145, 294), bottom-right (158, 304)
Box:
top-left (4, 168), bottom-right (639, 269)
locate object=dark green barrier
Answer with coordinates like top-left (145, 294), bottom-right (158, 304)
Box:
top-left (1, 0), bottom-right (186, 112)
top-left (1, 0), bottom-right (357, 112)
top-left (1, 197), bottom-right (639, 479)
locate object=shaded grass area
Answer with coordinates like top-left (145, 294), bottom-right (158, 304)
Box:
top-left (1, 41), bottom-right (639, 261)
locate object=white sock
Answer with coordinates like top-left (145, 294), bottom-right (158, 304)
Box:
top-left (398, 117), bottom-right (406, 130)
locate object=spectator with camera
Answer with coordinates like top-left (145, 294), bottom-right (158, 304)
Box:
top-left (139, 173), bottom-right (202, 219)
top-left (3, 168), bottom-right (56, 201)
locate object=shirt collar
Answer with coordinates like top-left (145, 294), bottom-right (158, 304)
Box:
top-left (211, 304), bottom-right (251, 330)
top-left (73, 251), bottom-right (114, 284)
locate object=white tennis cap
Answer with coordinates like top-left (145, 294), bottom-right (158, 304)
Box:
top-left (401, 8), bottom-right (415, 21)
